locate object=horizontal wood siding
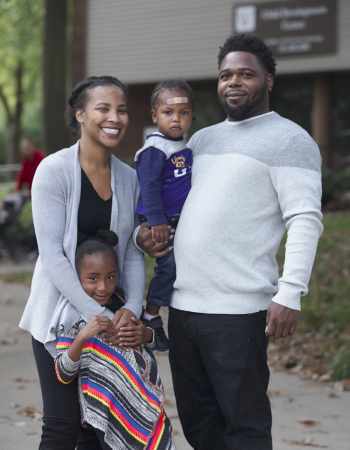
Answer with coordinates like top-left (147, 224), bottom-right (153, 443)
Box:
top-left (87, 0), bottom-right (350, 82)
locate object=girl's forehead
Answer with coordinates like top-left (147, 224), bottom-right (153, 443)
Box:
top-left (80, 251), bottom-right (117, 269)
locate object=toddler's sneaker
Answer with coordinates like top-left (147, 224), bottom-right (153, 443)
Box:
top-left (144, 316), bottom-right (169, 352)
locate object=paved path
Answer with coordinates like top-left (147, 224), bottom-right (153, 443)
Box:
top-left (0, 279), bottom-right (349, 450)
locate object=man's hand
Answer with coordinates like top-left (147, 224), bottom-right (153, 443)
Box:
top-left (266, 302), bottom-right (300, 339)
top-left (136, 222), bottom-right (173, 257)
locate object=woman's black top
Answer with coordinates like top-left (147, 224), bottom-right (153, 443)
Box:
top-left (77, 168), bottom-right (112, 245)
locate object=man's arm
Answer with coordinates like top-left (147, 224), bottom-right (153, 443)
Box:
top-left (267, 132), bottom-right (323, 338)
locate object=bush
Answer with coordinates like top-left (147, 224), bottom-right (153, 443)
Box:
top-left (331, 346), bottom-right (350, 380)
top-left (322, 167), bottom-right (350, 207)
top-left (300, 213), bottom-right (350, 334)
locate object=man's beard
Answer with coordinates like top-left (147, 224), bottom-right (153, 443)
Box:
top-left (221, 86), bottom-right (268, 121)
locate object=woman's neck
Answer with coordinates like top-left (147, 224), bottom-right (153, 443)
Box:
top-left (79, 136), bottom-right (110, 170)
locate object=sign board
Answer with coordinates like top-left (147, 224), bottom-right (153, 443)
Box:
top-left (233, 0), bottom-right (337, 57)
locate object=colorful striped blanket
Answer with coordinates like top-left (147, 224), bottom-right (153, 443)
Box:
top-left (56, 326), bottom-right (174, 449)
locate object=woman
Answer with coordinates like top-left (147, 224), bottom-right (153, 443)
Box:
top-left (19, 76), bottom-right (145, 450)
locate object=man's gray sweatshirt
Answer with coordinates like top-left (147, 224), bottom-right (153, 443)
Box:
top-left (171, 112), bottom-right (323, 314)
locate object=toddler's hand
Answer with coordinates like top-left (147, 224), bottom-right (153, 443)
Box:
top-left (151, 224), bottom-right (170, 243)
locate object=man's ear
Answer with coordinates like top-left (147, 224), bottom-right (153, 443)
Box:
top-left (266, 73), bottom-right (274, 93)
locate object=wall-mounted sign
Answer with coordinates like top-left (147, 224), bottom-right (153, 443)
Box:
top-left (233, 0), bottom-right (337, 57)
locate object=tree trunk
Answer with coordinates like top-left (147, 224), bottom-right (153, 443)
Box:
top-left (43, 0), bottom-right (70, 154)
top-left (12, 60), bottom-right (24, 163)
top-left (6, 120), bottom-right (16, 165)
top-left (71, 0), bottom-right (87, 87)
top-left (0, 60), bottom-right (23, 163)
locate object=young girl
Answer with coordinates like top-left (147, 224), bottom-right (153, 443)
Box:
top-left (50, 231), bottom-right (174, 450)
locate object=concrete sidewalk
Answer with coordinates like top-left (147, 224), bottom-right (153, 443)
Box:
top-left (1, 280), bottom-right (349, 450)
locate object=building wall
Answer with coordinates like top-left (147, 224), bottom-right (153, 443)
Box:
top-left (87, 0), bottom-right (237, 83)
top-left (87, 0), bottom-right (350, 82)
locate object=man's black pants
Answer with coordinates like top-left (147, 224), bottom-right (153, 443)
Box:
top-left (168, 308), bottom-right (272, 450)
top-left (32, 338), bottom-right (106, 450)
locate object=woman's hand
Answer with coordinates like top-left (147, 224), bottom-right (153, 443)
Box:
top-left (151, 224), bottom-right (170, 243)
top-left (137, 223), bottom-right (173, 257)
top-left (112, 308), bottom-right (135, 331)
top-left (118, 317), bottom-right (152, 348)
top-left (99, 309), bottom-right (135, 346)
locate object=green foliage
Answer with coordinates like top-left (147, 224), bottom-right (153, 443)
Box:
top-left (18, 199), bottom-right (33, 229)
top-left (0, 181), bottom-right (13, 199)
top-left (300, 213), bottom-right (350, 334)
top-left (0, 0), bottom-right (43, 127)
top-left (331, 346), bottom-right (350, 380)
top-left (322, 167), bottom-right (350, 206)
top-left (0, 130), bottom-right (6, 162)
top-left (0, 0), bottom-right (43, 97)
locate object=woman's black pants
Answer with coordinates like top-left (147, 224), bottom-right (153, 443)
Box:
top-left (32, 338), bottom-right (104, 450)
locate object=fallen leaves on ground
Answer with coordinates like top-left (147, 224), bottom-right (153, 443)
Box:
top-left (268, 330), bottom-right (345, 382)
top-left (16, 405), bottom-right (41, 420)
top-left (297, 419), bottom-right (320, 427)
top-left (13, 377), bottom-right (35, 384)
top-left (283, 437), bottom-right (328, 448)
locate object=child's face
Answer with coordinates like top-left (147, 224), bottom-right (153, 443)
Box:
top-left (152, 89), bottom-right (193, 139)
top-left (79, 251), bottom-right (117, 305)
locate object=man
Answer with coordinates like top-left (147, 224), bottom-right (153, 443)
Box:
top-left (16, 136), bottom-right (45, 193)
top-left (139, 34), bottom-right (323, 450)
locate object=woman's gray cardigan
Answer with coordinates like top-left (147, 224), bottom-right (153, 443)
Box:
top-left (19, 142), bottom-right (145, 344)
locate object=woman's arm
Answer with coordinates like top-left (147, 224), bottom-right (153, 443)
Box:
top-left (119, 236), bottom-right (145, 319)
top-left (31, 159), bottom-right (112, 320)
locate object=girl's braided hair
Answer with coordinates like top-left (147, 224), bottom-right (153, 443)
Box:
top-left (75, 229), bottom-right (119, 272)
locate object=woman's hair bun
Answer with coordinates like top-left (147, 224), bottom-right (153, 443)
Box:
top-left (95, 229), bottom-right (119, 247)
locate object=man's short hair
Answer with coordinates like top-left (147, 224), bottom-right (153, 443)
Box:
top-left (218, 34), bottom-right (276, 78)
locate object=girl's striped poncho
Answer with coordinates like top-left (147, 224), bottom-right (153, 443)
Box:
top-left (55, 320), bottom-right (174, 450)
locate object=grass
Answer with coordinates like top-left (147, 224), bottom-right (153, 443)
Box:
top-left (300, 212), bottom-right (350, 334)
top-left (0, 182), bottom-right (13, 200)
top-left (276, 212), bottom-right (350, 380)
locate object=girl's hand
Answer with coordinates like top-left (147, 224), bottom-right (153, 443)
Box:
top-left (118, 317), bottom-right (150, 348)
top-left (79, 316), bottom-right (112, 341)
top-left (151, 224), bottom-right (170, 243)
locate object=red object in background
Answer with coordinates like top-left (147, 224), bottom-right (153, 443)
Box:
top-left (16, 150), bottom-right (45, 191)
